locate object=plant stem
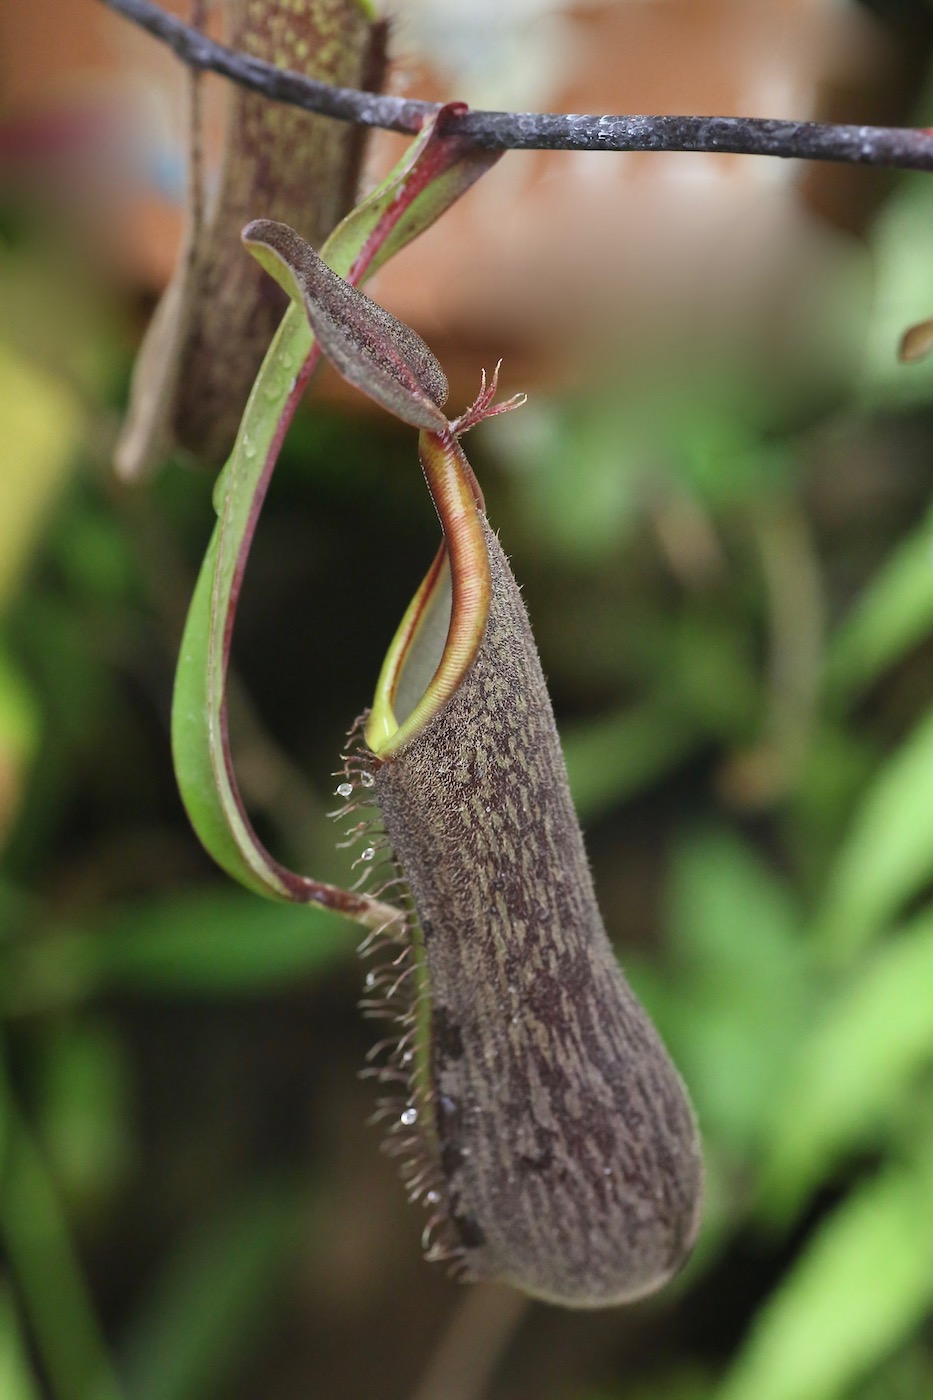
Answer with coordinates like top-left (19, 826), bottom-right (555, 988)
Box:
top-left (407, 1283), bottom-right (529, 1400)
top-left (100, 0), bottom-right (933, 172)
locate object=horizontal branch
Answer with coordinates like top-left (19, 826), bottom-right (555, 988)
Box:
top-left (103, 0), bottom-right (933, 172)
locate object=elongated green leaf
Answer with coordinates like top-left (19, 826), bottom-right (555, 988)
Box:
top-left (823, 501), bottom-right (933, 704)
top-left (0, 1059), bottom-right (124, 1400)
top-left (760, 906), bottom-right (933, 1218)
top-left (719, 1149), bottom-right (933, 1400)
top-left (172, 110), bottom-right (499, 911)
top-left (664, 830), bottom-right (807, 1155)
top-left (121, 1183), bottom-right (302, 1400)
top-left (171, 305), bottom-right (317, 904)
top-left (94, 891), bottom-right (354, 992)
top-left (0, 1286), bottom-right (42, 1400)
top-left (0, 339), bottom-right (82, 607)
top-left (1, 892), bottom-right (356, 1014)
top-left (561, 702), bottom-right (699, 824)
top-left (814, 706), bottom-right (933, 959)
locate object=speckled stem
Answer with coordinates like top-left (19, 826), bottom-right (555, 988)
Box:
top-left (375, 520), bottom-right (703, 1308)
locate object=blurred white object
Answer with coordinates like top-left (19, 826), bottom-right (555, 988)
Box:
top-left (372, 0), bottom-right (881, 394)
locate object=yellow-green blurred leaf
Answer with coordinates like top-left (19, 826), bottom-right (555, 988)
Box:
top-left (823, 501), bottom-right (933, 704)
top-left (815, 707), bottom-right (933, 959)
top-left (35, 1020), bottom-right (132, 1207)
top-left (2, 889), bottom-right (356, 1014)
top-left (719, 1151), bottom-right (933, 1400)
top-left (121, 1182), bottom-right (303, 1400)
top-left (665, 830), bottom-right (809, 1155)
top-left (563, 702), bottom-right (698, 823)
top-left (760, 906), bottom-right (933, 1218)
top-left (0, 640), bottom-right (40, 841)
top-left (0, 1285), bottom-right (43, 1400)
top-left (0, 342), bottom-right (82, 607)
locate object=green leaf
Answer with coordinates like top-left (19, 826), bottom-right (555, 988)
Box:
top-left (171, 110), bottom-right (499, 909)
top-left (665, 830), bottom-right (808, 1155)
top-left (0, 1058), bottom-right (124, 1400)
top-left (562, 702), bottom-right (698, 824)
top-left (0, 638), bottom-right (39, 833)
top-left (814, 706), bottom-right (933, 960)
top-left (95, 891), bottom-right (355, 992)
top-left (121, 1182), bottom-right (303, 1400)
top-left (760, 906), bottom-right (933, 1218)
top-left (718, 1149), bottom-right (933, 1400)
top-left (1, 891), bottom-right (356, 1013)
top-left (823, 501), bottom-right (933, 704)
top-left (0, 340), bottom-right (82, 607)
top-left (170, 303), bottom-right (317, 904)
top-left (0, 1285), bottom-right (43, 1400)
top-left (33, 1020), bottom-right (130, 1205)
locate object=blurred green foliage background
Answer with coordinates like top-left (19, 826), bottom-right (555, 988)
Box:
top-left (6, 2), bottom-right (933, 1398)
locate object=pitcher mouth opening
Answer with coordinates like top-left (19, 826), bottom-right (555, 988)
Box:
top-left (365, 429), bottom-right (492, 759)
